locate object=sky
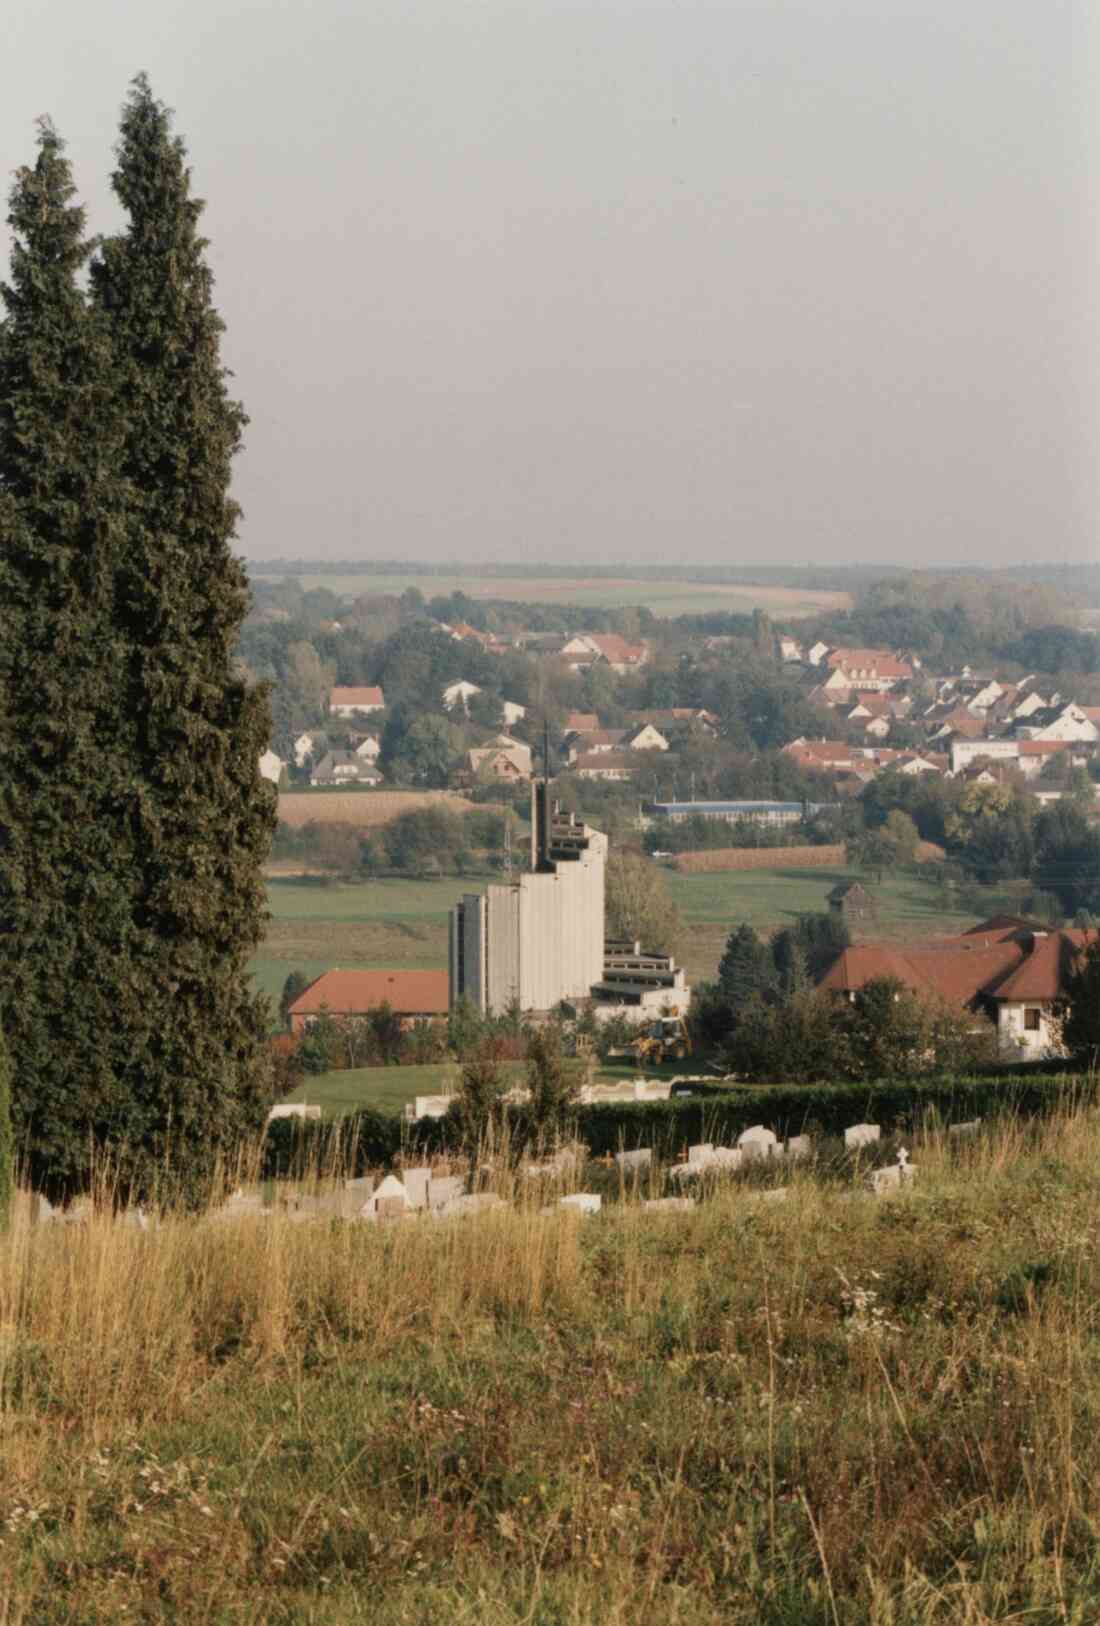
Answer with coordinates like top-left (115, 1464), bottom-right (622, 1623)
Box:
top-left (3, 0), bottom-right (1097, 570)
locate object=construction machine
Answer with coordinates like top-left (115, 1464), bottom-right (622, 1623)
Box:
top-left (609, 1012), bottom-right (692, 1068)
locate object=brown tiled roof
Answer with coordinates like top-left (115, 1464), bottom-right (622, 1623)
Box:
top-left (1018, 740), bottom-right (1071, 756)
top-left (827, 649), bottom-right (912, 679)
top-left (994, 931), bottom-right (1095, 1002)
top-left (564, 712), bottom-right (599, 733)
top-left (329, 685), bottom-right (384, 709)
top-left (819, 925), bottom-right (1096, 1010)
top-left (587, 633), bottom-right (647, 665)
top-left (573, 751), bottom-right (637, 774)
top-left (289, 969), bottom-right (449, 1018)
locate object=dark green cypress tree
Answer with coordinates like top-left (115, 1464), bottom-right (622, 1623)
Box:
top-left (85, 76), bottom-right (277, 1200)
top-left (716, 924), bottom-right (777, 1011)
top-left (0, 123), bottom-right (141, 1198)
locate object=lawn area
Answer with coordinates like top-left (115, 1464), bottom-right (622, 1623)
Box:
top-left (666, 864), bottom-right (973, 939)
top-left (251, 865), bottom-right (970, 1013)
top-left (281, 1058), bottom-right (692, 1120)
top-left (283, 1062), bottom-right (463, 1118)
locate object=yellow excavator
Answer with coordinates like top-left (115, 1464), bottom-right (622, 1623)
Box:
top-left (611, 1012), bottom-right (692, 1068)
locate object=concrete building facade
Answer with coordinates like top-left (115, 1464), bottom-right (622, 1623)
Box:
top-left (449, 786), bottom-right (607, 1016)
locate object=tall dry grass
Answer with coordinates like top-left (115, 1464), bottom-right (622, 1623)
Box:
top-left (2, 1109), bottom-right (1100, 1620)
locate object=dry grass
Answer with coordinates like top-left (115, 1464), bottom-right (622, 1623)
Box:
top-left (3, 1108), bottom-right (1100, 1619)
top-left (277, 790), bottom-right (479, 830)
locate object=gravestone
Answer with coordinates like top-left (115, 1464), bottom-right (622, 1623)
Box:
top-left (737, 1125), bottom-right (778, 1161)
top-left (615, 1149), bottom-right (652, 1172)
top-left (435, 1192), bottom-right (505, 1219)
top-left (401, 1167), bottom-right (431, 1210)
top-left (688, 1144), bottom-right (714, 1165)
top-left (785, 1135), bottom-right (812, 1160)
top-left (428, 1175), bottom-right (465, 1210)
top-left (845, 1123), bottom-right (881, 1150)
top-left (559, 1193), bottom-right (601, 1216)
top-left (949, 1120), bottom-right (981, 1136)
top-left (375, 1195), bottom-right (408, 1219)
top-left (870, 1148), bottom-right (917, 1196)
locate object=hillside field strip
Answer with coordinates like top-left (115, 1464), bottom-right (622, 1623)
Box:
top-left (277, 789), bottom-right (479, 829)
top-left (250, 570), bottom-right (851, 619)
top-left (250, 865), bottom-right (974, 1011)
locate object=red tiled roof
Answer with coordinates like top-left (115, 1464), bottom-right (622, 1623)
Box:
top-left (819, 925), bottom-right (1096, 1009)
top-left (573, 751), bottom-right (637, 773)
top-left (564, 712), bottom-right (599, 733)
top-left (827, 649), bottom-right (912, 679)
top-left (587, 633), bottom-right (647, 665)
top-left (329, 686), bottom-right (384, 709)
top-left (1019, 740), bottom-right (1071, 756)
top-left (994, 931), bottom-right (1095, 1001)
top-left (289, 969), bottom-right (449, 1018)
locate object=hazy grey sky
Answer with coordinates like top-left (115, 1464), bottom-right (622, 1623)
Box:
top-left (4, 0), bottom-right (1097, 568)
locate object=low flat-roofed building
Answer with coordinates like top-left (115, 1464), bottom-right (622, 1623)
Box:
top-left (287, 969), bottom-right (449, 1033)
top-left (645, 799), bottom-right (834, 826)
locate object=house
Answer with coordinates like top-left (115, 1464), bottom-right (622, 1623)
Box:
top-left (824, 649), bottom-right (913, 692)
top-left (328, 685), bottom-right (385, 717)
top-left (563, 712), bottom-right (600, 734)
top-left (949, 738), bottom-right (1021, 775)
top-left (441, 680), bottom-right (482, 712)
top-left (466, 743), bottom-right (531, 782)
top-left (287, 969), bottom-right (450, 1034)
top-left (500, 698), bottom-right (527, 727)
top-left (559, 633), bottom-right (649, 674)
top-left (310, 751), bottom-right (383, 787)
top-left (564, 728), bottom-right (627, 762)
top-left (353, 734), bottom-right (382, 762)
top-left (778, 636), bottom-right (804, 663)
top-left (623, 722), bottom-right (670, 753)
top-left (827, 881), bottom-right (877, 923)
top-left (818, 920), bottom-right (1097, 1060)
top-left (573, 751), bottom-right (638, 782)
top-left (1019, 703), bottom-right (1099, 744)
top-left (259, 749), bottom-right (285, 786)
top-left (293, 732), bottom-right (321, 768)
top-left (783, 739), bottom-right (858, 774)
top-left (628, 708), bottom-right (719, 735)
top-left (807, 641), bottom-right (832, 666)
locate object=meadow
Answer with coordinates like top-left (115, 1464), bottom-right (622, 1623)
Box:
top-left (249, 569), bottom-right (851, 619)
top-left (4, 1105), bottom-right (1100, 1621)
top-left (250, 866), bottom-right (975, 1011)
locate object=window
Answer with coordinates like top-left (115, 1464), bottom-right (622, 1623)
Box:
top-left (1024, 1008), bottom-right (1042, 1032)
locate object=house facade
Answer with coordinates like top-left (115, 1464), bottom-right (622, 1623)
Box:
top-left (328, 686), bottom-right (385, 717)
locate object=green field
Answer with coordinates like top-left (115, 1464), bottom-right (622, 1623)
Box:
top-left (248, 569), bottom-right (849, 619)
top-left (252, 865), bottom-right (971, 1016)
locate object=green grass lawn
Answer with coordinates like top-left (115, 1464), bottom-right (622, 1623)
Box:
top-left (665, 864), bottom-right (974, 938)
top-left (281, 1057), bottom-right (699, 1119)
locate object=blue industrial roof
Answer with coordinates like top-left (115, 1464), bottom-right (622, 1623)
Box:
top-left (645, 800), bottom-right (834, 815)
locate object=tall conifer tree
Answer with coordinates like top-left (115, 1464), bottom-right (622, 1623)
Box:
top-left (0, 124), bottom-right (140, 1195)
top-left (87, 76), bottom-right (276, 1197)
top-left (0, 93), bottom-right (275, 1202)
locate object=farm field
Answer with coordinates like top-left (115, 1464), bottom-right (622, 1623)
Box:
top-left (250, 865), bottom-right (969, 1015)
top-left (276, 788), bottom-right (478, 829)
top-left (249, 569), bottom-right (851, 619)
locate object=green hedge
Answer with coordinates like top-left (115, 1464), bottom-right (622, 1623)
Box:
top-left (261, 1072), bottom-right (1097, 1172)
top-left (566, 1072), bottom-right (1097, 1156)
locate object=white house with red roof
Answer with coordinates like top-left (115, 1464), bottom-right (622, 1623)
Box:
top-left (328, 685), bottom-right (385, 717)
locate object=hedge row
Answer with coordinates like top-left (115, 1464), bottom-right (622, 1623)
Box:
top-left (263, 1071), bottom-right (1097, 1173)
